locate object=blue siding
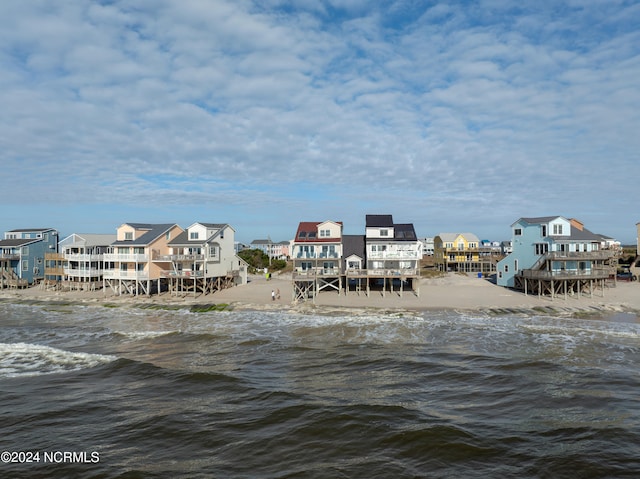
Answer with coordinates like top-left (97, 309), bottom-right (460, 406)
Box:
top-left (497, 220), bottom-right (551, 287)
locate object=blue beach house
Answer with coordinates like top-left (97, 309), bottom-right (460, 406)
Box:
top-left (497, 217), bottom-right (615, 297)
top-left (0, 228), bottom-right (58, 286)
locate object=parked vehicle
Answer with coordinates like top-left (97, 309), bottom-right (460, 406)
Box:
top-left (616, 268), bottom-right (637, 281)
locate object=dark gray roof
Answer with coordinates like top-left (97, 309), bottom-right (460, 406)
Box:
top-left (519, 216), bottom-right (560, 224)
top-left (394, 223), bottom-right (417, 240)
top-left (0, 238), bottom-right (39, 247)
top-left (342, 235), bottom-right (365, 267)
top-left (111, 223), bottom-right (177, 246)
top-left (168, 225), bottom-right (228, 246)
top-left (199, 223), bottom-right (226, 229)
top-left (365, 214), bottom-right (394, 228)
top-left (561, 226), bottom-right (602, 242)
top-left (7, 228), bottom-right (56, 233)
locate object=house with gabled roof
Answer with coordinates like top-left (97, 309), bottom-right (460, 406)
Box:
top-left (103, 223), bottom-right (184, 296)
top-left (0, 228), bottom-right (58, 287)
top-left (365, 215), bottom-right (421, 273)
top-left (497, 216), bottom-right (616, 297)
top-left (291, 220), bottom-right (343, 301)
top-left (161, 222), bottom-right (248, 296)
top-left (434, 232), bottom-right (482, 273)
top-left (44, 233), bottom-right (116, 291)
top-left (364, 214), bottom-right (422, 296)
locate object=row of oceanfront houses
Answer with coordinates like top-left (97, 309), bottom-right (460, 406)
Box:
top-left (0, 215), bottom-right (633, 301)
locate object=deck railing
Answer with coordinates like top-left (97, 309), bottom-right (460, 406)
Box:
top-left (103, 270), bottom-right (150, 280)
top-left (518, 267), bottom-right (611, 280)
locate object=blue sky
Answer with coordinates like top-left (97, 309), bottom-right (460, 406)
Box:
top-left (1, 0), bottom-right (639, 244)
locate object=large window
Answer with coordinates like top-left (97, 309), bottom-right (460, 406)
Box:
top-left (190, 232), bottom-right (199, 240)
top-left (125, 232), bottom-right (133, 240)
top-left (553, 224), bottom-right (563, 235)
top-left (534, 243), bottom-right (549, 255)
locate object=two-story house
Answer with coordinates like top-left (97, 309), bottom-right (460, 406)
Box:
top-left (0, 228), bottom-right (58, 287)
top-left (291, 221), bottom-right (343, 301)
top-left (497, 216), bottom-right (615, 297)
top-left (103, 223), bottom-right (184, 296)
top-left (46, 233), bottom-right (116, 291)
top-left (162, 222), bottom-right (248, 296)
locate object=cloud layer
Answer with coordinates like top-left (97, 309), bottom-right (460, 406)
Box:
top-left (1, 0), bottom-right (639, 242)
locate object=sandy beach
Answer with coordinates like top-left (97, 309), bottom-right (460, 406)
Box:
top-left (1, 273), bottom-right (639, 317)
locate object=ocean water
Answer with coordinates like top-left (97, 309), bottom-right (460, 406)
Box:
top-left (1, 301), bottom-right (639, 479)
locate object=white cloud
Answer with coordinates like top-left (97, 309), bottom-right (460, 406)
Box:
top-left (0, 0), bottom-right (638, 242)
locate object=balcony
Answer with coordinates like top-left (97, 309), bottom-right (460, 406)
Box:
top-left (295, 252), bottom-right (340, 259)
top-left (518, 267), bottom-right (611, 281)
top-left (0, 253), bottom-right (20, 260)
top-left (103, 253), bottom-right (148, 262)
top-left (65, 254), bottom-right (104, 262)
top-left (160, 270), bottom-right (205, 278)
top-left (545, 250), bottom-right (614, 261)
top-left (65, 268), bottom-right (104, 277)
top-left (293, 267), bottom-right (342, 278)
top-left (155, 254), bottom-right (206, 262)
top-left (367, 250), bottom-right (420, 260)
top-left (103, 270), bottom-right (150, 280)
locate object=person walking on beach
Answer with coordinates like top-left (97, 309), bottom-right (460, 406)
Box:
top-left (271, 290), bottom-right (275, 301)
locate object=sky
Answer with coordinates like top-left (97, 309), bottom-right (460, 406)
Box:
top-left (1, 0), bottom-right (639, 245)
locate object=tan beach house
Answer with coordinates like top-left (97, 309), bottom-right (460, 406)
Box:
top-left (103, 223), bottom-right (184, 296)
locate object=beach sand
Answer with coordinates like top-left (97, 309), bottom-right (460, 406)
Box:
top-left (2, 273), bottom-right (639, 317)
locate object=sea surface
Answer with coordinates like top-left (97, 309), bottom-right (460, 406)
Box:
top-left (1, 301), bottom-right (639, 479)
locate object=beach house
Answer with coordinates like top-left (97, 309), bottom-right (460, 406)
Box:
top-left (103, 223), bottom-right (184, 296)
top-left (162, 222), bottom-right (248, 296)
top-left (291, 220), bottom-right (343, 301)
top-left (0, 228), bottom-right (58, 287)
top-left (44, 233), bottom-right (116, 291)
top-left (434, 232), bottom-right (492, 273)
top-left (497, 216), bottom-right (616, 297)
top-left (363, 214), bottom-right (422, 296)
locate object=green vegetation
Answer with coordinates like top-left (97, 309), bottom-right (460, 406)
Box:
top-left (238, 248), bottom-right (288, 273)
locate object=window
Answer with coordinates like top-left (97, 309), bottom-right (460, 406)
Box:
top-left (534, 243), bottom-right (549, 255)
top-left (22, 246), bottom-right (29, 255)
top-left (125, 232), bottom-right (133, 240)
top-left (380, 229), bottom-right (389, 237)
top-left (165, 231), bottom-right (171, 240)
top-left (504, 264), bottom-right (509, 273)
top-left (22, 260), bottom-right (28, 271)
top-left (319, 229), bottom-right (330, 237)
top-left (514, 228), bottom-right (522, 236)
top-left (541, 225), bottom-right (547, 237)
top-left (445, 242), bottom-right (453, 249)
top-left (514, 259), bottom-right (518, 271)
top-left (190, 232), bottom-right (199, 240)
top-left (553, 224), bottom-right (563, 235)
top-left (209, 247), bottom-right (218, 257)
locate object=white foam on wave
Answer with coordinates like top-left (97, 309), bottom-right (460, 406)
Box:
top-left (0, 342), bottom-right (117, 379)
top-left (114, 330), bottom-right (179, 340)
